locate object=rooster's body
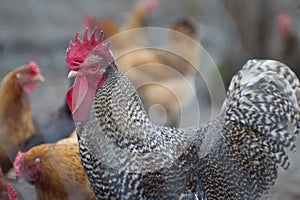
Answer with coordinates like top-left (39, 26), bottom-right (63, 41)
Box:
top-left (66, 28), bottom-right (299, 199)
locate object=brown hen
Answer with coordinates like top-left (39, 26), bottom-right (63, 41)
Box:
top-left (0, 61), bottom-right (44, 174)
top-left (14, 143), bottom-right (96, 200)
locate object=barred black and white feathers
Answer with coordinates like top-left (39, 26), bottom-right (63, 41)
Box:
top-left (223, 59), bottom-right (300, 168)
top-left (206, 59), bottom-right (300, 199)
top-left (71, 58), bottom-right (299, 199)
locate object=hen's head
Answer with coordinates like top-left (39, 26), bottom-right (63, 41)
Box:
top-left (276, 11), bottom-right (292, 38)
top-left (14, 61), bottom-right (45, 93)
top-left (66, 27), bottom-right (115, 121)
top-left (171, 17), bottom-right (198, 39)
top-left (14, 151), bottom-right (42, 185)
top-left (82, 14), bottom-right (97, 30)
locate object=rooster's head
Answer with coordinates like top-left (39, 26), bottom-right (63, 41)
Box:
top-left (66, 27), bottom-right (115, 121)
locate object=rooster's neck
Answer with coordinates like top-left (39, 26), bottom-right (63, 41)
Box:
top-left (93, 66), bottom-right (158, 146)
top-left (75, 65), bottom-right (198, 173)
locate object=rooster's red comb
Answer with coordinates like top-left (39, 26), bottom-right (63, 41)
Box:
top-left (66, 27), bottom-right (104, 70)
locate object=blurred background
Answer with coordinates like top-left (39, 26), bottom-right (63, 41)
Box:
top-left (0, 0), bottom-right (300, 199)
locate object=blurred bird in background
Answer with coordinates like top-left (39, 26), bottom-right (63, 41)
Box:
top-left (83, 0), bottom-right (201, 127)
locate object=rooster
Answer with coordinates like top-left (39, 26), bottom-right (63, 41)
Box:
top-left (14, 142), bottom-right (96, 200)
top-left (65, 28), bottom-right (299, 199)
top-left (0, 61), bottom-right (44, 174)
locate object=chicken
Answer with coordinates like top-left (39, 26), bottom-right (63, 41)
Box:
top-left (156, 17), bottom-right (200, 76)
top-left (82, 16), bottom-right (120, 45)
top-left (276, 11), bottom-right (296, 56)
top-left (0, 167), bottom-right (17, 200)
top-left (56, 130), bottom-right (77, 144)
top-left (65, 28), bottom-right (299, 199)
top-left (82, 0), bottom-right (160, 68)
top-left (137, 17), bottom-right (200, 126)
top-left (14, 142), bottom-right (96, 200)
top-left (0, 61), bottom-right (44, 174)
top-left (83, 0), bottom-right (158, 44)
top-left (120, 0), bottom-right (158, 30)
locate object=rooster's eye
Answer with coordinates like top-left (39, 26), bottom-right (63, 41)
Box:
top-left (89, 65), bottom-right (98, 71)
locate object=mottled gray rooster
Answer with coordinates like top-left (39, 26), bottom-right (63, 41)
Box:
top-left (65, 27), bottom-right (300, 199)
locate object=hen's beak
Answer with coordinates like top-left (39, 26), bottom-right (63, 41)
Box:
top-left (68, 70), bottom-right (79, 79)
top-left (34, 74), bottom-right (45, 82)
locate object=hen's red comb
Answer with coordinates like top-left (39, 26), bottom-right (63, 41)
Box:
top-left (7, 184), bottom-right (17, 200)
top-left (276, 11), bottom-right (291, 37)
top-left (14, 151), bottom-right (25, 177)
top-left (28, 61), bottom-right (40, 75)
top-left (66, 27), bottom-right (104, 70)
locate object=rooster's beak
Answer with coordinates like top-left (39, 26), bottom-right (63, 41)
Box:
top-left (34, 74), bottom-right (45, 82)
top-left (68, 70), bottom-right (79, 79)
